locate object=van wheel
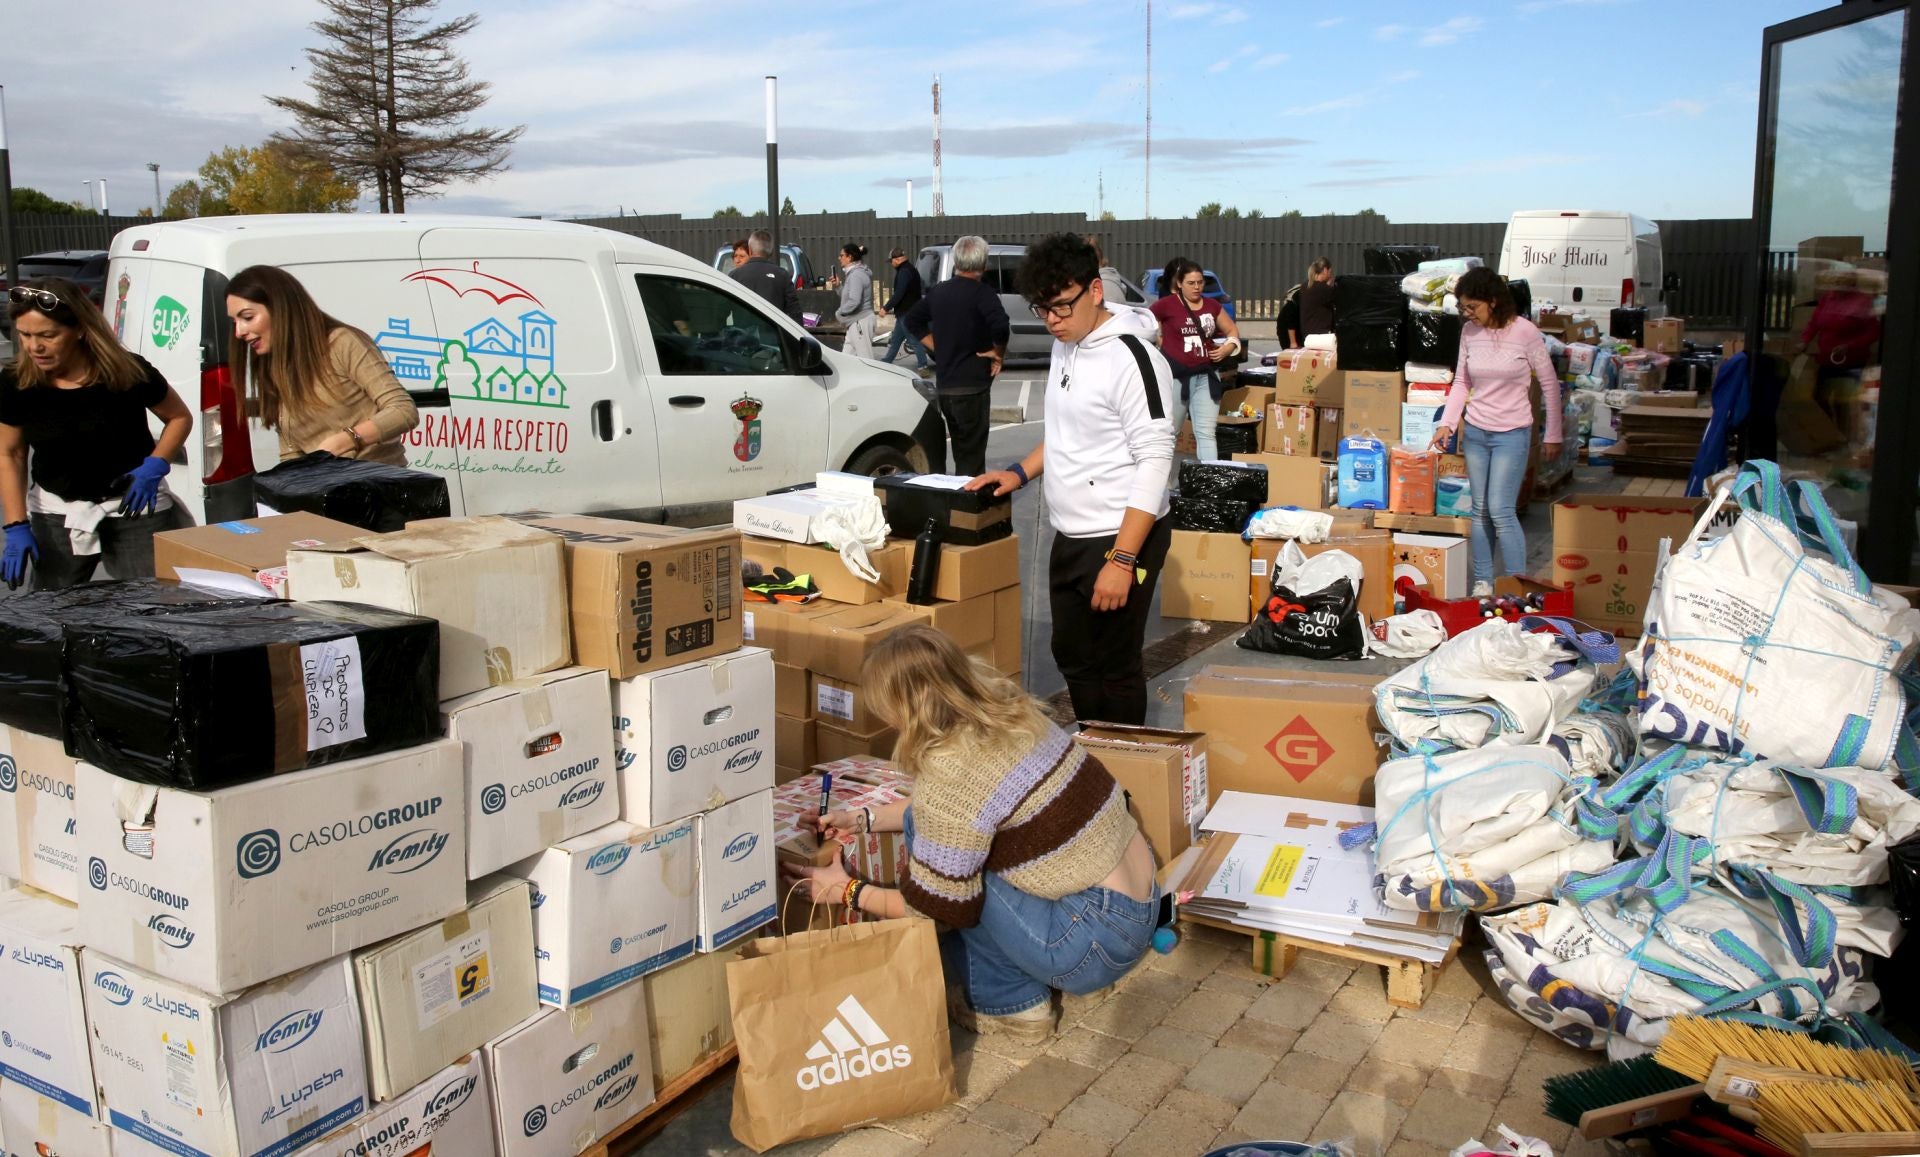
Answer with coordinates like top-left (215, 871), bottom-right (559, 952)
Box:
top-left (845, 443), bottom-right (915, 478)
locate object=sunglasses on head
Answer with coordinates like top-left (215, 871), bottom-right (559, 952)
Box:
top-left (7, 285), bottom-right (65, 313)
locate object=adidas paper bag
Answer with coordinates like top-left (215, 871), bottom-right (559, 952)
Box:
top-left (727, 917), bottom-right (955, 1151)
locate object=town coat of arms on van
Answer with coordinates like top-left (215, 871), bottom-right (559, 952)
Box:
top-left (731, 394), bottom-right (764, 462)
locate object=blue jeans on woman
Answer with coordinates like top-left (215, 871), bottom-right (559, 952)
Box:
top-left (1461, 423), bottom-right (1531, 587)
top-left (905, 809), bottom-right (1160, 1016)
top-left (1169, 367), bottom-right (1222, 460)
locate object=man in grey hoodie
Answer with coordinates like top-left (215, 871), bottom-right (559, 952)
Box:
top-left (829, 243), bottom-right (876, 360)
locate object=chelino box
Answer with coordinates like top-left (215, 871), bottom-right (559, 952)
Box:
top-left (75, 739), bottom-right (466, 995)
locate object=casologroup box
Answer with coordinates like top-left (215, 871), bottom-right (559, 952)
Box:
top-left (288, 516), bottom-right (571, 699)
top-left (153, 510), bottom-right (364, 596)
top-left (505, 513), bottom-right (742, 678)
top-left (84, 952), bottom-right (369, 1157)
top-left (506, 818), bottom-right (699, 1007)
top-left (0, 1078), bottom-right (112, 1157)
top-left (1182, 667), bottom-right (1387, 807)
top-left (445, 667), bottom-right (618, 878)
top-left (485, 984), bottom-right (655, 1157)
top-left (0, 888), bottom-right (97, 1133)
top-left (1072, 725), bottom-right (1209, 863)
top-left (694, 790), bottom-right (777, 952)
top-left (352, 876), bottom-right (538, 1101)
top-left (1551, 494), bottom-right (1708, 636)
top-left (0, 725), bottom-right (80, 901)
top-left (75, 739), bottom-right (466, 995)
top-left (614, 648), bottom-right (775, 827)
top-left (298, 1050), bottom-right (498, 1157)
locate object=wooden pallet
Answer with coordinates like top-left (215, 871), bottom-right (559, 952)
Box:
top-left (1182, 912), bottom-right (1460, 1009)
top-left (1370, 511), bottom-right (1469, 537)
top-left (582, 1043), bottom-right (738, 1157)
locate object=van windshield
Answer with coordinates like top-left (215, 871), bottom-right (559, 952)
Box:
top-left (635, 274), bottom-right (793, 376)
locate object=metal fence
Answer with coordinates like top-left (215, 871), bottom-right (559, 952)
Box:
top-left (5, 209), bottom-right (1761, 327)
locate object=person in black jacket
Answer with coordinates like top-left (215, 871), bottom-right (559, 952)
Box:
top-left (878, 248), bottom-right (931, 371)
top-left (903, 236), bottom-right (1009, 475)
top-left (730, 230), bottom-right (803, 322)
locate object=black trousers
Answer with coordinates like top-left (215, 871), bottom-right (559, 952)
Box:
top-left (912, 390), bottom-right (992, 476)
top-left (1048, 517), bottom-right (1172, 726)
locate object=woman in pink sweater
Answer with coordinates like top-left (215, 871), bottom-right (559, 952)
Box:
top-left (1430, 268), bottom-right (1560, 595)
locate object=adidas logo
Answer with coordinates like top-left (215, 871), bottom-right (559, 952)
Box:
top-left (794, 995), bottom-right (913, 1090)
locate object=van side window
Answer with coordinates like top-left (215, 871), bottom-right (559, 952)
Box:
top-left (634, 274), bottom-right (792, 376)
top-left (984, 254), bottom-right (1023, 296)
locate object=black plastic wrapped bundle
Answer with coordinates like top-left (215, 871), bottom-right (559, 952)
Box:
top-left (1403, 309), bottom-right (1463, 370)
top-left (1178, 460), bottom-right (1268, 504)
top-left (1362, 245), bottom-right (1440, 275)
top-left (1169, 493), bottom-right (1255, 534)
top-left (63, 599), bottom-right (441, 788)
top-left (1891, 834), bottom-right (1920, 926)
top-left (1333, 323), bottom-right (1404, 372)
top-left (1332, 275), bottom-right (1410, 327)
top-left (1610, 306), bottom-right (1648, 345)
top-left (0, 580), bottom-right (275, 739)
top-left (1508, 278), bottom-right (1533, 321)
top-left (1214, 418), bottom-right (1261, 458)
top-left (254, 452), bottom-right (451, 533)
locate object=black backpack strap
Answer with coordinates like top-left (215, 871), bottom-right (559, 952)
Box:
top-left (1117, 334), bottom-right (1166, 420)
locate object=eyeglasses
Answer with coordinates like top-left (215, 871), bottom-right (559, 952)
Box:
top-left (7, 286), bottom-right (62, 312)
top-left (1028, 283), bottom-right (1089, 320)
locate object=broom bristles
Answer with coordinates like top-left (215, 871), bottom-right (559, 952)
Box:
top-left (1654, 1017), bottom-right (1920, 1095)
top-left (1755, 1079), bottom-right (1920, 1149)
top-left (1542, 1054), bottom-right (1696, 1126)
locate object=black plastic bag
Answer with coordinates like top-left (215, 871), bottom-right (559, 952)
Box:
top-left (1363, 245), bottom-right (1439, 275)
top-left (1334, 323), bottom-right (1404, 372)
top-left (1508, 278), bottom-right (1533, 321)
top-left (63, 599), bottom-right (441, 788)
top-left (1403, 309), bottom-right (1463, 370)
top-left (1892, 834), bottom-right (1920, 926)
top-left (0, 580), bottom-right (274, 739)
top-left (1215, 418), bottom-right (1260, 458)
top-left (1179, 460), bottom-right (1267, 504)
top-left (254, 452), bottom-right (451, 533)
top-left (1332, 275), bottom-right (1409, 327)
top-left (1610, 306), bottom-right (1648, 345)
top-left (1169, 493), bottom-right (1253, 534)
top-left (1239, 576), bottom-right (1367, 660)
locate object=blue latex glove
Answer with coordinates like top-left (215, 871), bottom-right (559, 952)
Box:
top-left (1, 522), bottom-right (36, 590)
top-left (119, 456), bottom-right (171, 516)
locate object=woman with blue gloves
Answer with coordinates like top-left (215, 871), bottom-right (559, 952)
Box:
top-left (1, 278), bottom-right (192, 590)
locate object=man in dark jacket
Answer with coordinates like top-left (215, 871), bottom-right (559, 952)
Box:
top-left (903, 235), bottom-right (1009, 474)
top-left (730, 230), bottom-right (803, 322)
top-left (878, 248), bottom-right (931, 371)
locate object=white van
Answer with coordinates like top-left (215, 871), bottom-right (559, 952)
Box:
top-left (1497, 211), bottom-right (1664, 318)
top-left (107, 214), bottom-right (930, 524)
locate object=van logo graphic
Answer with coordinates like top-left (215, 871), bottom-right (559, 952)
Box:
top-left (236, 829), bottom-right (283, 878)
top-left (723, 833), bottom-right (759, 862)
top-left (1266, 717), bottom-right (1333, 783)
top-left (586, 844), bottom-right (631, 875)
top-left (375, 264), bottom-right (568, 411)
top-left (151, 295), bottom-right (190, 350)
top-left (0, 755), bottom-right (14, 793)
top-left (404, 263), bottom-right (543, 306)
top-left (731, 395), bottom-right (764, 462)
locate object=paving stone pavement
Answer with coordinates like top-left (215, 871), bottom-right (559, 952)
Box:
top-left (636, 924), bottom-right (1604, 1155)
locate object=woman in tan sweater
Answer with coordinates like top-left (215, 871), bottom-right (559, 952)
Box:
top-left (787, 625), bottom-right (1162, 1042)
top-left (226, 265), bottom-right (419, 465)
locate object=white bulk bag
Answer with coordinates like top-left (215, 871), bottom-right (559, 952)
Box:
top-left (1375, 618), bottom-right (1597, 750)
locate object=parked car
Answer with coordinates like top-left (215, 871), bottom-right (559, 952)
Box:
top-left (109, 214), bottom-right (929, 524)
top-left (1140, 267), bottom-right (1236, 319)
top-left (709, 243), bottom-right (822, 290)
top-left (1498, 210), bottom-right (1664, 316)
top-left (2, 250), bottom-right (112, 305)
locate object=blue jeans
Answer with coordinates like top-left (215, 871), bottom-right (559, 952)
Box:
top-left (882, 320), bottom-right (931, 368)
top-left (905, 809), bottom-right (1159, 1015)
top-left (1461, 423), bottom-right (1531, 587)
top-left (1169, 368), bottom-right (1222, 460)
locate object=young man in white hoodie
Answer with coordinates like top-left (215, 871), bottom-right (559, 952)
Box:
top-left (967, 233), bottom-right (1175, 725)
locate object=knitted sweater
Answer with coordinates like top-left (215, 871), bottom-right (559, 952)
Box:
top-left (901, 723), bottom-right (1140, 928)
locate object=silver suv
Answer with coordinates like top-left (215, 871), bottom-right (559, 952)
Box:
top-left (915, 243), bottom-right (1145, 358)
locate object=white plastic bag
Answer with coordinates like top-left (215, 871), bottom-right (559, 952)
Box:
top-left (1368, 610), bottom-right (1446, 659)
top-left (1246, 507), bottom-right (1335, 543)
top-left (813, 496), bottom-right (890, 583)
top-left (1273, 542), bottom-right (1363, 600)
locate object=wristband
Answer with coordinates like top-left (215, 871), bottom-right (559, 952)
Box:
top-left (343, 426), bottom-right (367, 451)
top-left (2, 520), bottom-right (26, 531)
top-left (861, 806), bottom-right (874, 835)
top-left (1007, 461), bottom-right (1028, 486)
top-left (844, 878), bottom-right (859, 908)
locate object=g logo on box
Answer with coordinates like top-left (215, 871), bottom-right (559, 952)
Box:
top-left (666, 745), bottom-right (688, 773)
top-left (480, 784), bottom-right (508, 815)
top-left (523, 1106), bottom-right (548, 1137)
top-left (88, 857), bottom-right (108, 891)
top-left (1265, 717), bottom-right (1333, 783)
top-left (0, 754), bottom-right (15, 793)
top-left (610, 937), bottom-right (624, 955)
top-left (236, 829), bottom-right (282, 879)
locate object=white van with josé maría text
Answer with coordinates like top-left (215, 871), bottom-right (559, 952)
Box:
top-left (1497, 210), bottom-right (1664, 319)
top-left (107, 214), bottom-right (930, 524)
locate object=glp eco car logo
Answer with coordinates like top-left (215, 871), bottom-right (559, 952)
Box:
top-left (236, 829), bottom-right (283, 878)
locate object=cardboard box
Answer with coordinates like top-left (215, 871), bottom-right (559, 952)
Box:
top-left (741, 532), bottom-right (788, 577)
top-left (1563, 318), bottom-right (1601, 345)
top-left (288, 516), bottom-right (570, 699)
top-left (353, 876), bottom-right (536, 1102)
top-left (0, 725), bottom-right (80, 901)
top-left (1176, 419), bottom-right (1195, 456)
top-left (815, 721), bottom-right (899, 763)
top-left (641, 943), bottom-right (742, 1092)
top-left (695, 790), bottom-right (776, 951)
top-left (1232, 452), bottom-right (1330, 509)
top-left (730, 474), bottom-right (876, 544)
top-left (76, 739), bottom-right (466, 995)
top-left (807, 604), bottom-right (925, 683)
top-left (808, 673), bottom-right (886, 734)
top-left (1272, 349), bottom-right (1344, 405)
top-left (446, 667), bottom-right (618, 879)
top-left (1220, 384), bottom-right (1276, 422)
top-left (933, 535), bottom-right (1021, 602)
top-left (613, 648), bottom-right (775, 827)
top-left (742, 598), bottom-right (841, 667)
top-left (0, 1079), bottom-right (112, 1157)
top-left (776, 713), bottom-right (818, 772)
top-left (1534, 312), bottom-right (1569, 335)
top-left (1554, 494), bottom-right (1706, 555)
top-left (992, 586), bottom-right (1023, 674)
top-left (505, 817), bottom-right (699, 1007)
top-left (1342, 371), bottom-right (1404, 443)
top-left (1389, 448), bottom-right (1437, 516)
top-left (299, 1051), bottom-right (497, 1157)
top-left (1401, 399), bottom-right (1447, 452)
top-left (505, 513), bottom-right (742, 680)
top-left (1266, 403), bottom-right (1318, 457)
top-left (485, 984), bottom-right (654, 1157)
top-left (786, 539), bottom-right (910, 604)
top-left (1162, 531), bottom-right (1254, 623)
top-left (1073, 726), bottom-right (1208, 863)
top-left (0, 888), bottom-right (97, 1129)
top-left (1183, 666), bottom-right (1387, 806)
top-left (1316, 407), bottom-right (1343, 462)
top-left (897, 591), bottom-right (996, 653)
top-left (1643, 317), bottom-right (1685, 354)
top-left (84, 951), bottom-right (369, 1157)
top-left (1393, 533), bottom-right (1469, 600)
top-left (153, 511), bottom-right (362, 597)
top-left (1552, 550), bottom-right (1660, 637)
top-left (774, 661), bottom-right (810, 717)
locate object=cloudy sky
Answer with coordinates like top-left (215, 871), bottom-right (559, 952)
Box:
top-left (1, 0), bottom-right (1814, 223)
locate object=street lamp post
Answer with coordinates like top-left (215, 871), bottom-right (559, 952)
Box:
top-left (0, 85), bottom-right (18, 287)
top-left (764, 76), bottom-right (780, 256)
top-left (147, 163), bottom-right (161, 216)
top-left (81, 180), bottom-right (93, 214)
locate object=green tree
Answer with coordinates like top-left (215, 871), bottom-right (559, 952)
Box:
top-left (1098, 210), bottom-right (1117, 221)
top-left (712, 205), bottom-right (743, 219)
top-left (1196, 201), bottom-right (1224, 218)
top-left (10, 188), bottom-right (81, 215)
top-left (1246, 208), bottom-right (1265, 219)
top-left (177, 144), bottom-right (358, 216)
top-left (1280, 208), bottom-right (1304, 219)
top-left (781, 196), bottom-right (796, 216)
top-left (163, 180), bottom-right (225, 219)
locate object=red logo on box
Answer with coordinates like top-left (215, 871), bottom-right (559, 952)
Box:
top-left (1266, 717), bottom-right (1333, 782)
top-left (1557, 553), bottom-right (1590, 569)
